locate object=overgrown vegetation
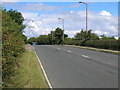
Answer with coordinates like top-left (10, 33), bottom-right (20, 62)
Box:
top-left (2, 9), bottom-right (27, 87)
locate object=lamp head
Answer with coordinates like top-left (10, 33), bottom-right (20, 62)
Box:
top-left (79, 2), bottom-right (87, 5)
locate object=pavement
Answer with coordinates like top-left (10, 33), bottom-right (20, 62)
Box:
top-left (34, 45), bottom-right (118, 88)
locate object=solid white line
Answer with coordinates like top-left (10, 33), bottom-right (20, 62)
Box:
top-left (82, 55), bottom-right (90, 59)
top-left (33, 46), bottom-right (53, 89)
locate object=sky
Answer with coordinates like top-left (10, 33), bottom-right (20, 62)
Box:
top-left (1, 1), bottom-right (119, 39)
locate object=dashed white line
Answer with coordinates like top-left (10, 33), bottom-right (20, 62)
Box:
top-left (58, 48), bottom-right (61, 50)
top-left (67, 50), bottom-right (72, 53)
top-left (55, 47), bottom-right (90, 60)
top-left (82, 55), bottom-right (90, 59)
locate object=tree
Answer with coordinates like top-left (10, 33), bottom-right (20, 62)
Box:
top-left (37, 35), bottom-right (49, 45)
top-left (74, 29), bottom-right (99, 40)
top-left (54, 27), bottom-right (63, 44)
top-left (54, 27), bottom-right (68, 44)
top-left (47, 31), bottom-right (56, 45)
top-left (74, 29), bottom-right (86, 40)
top-left (100, 34), bottom-right (116, 40)
top-left (7, 9), bottom-right (24, 25)
top-left (22, 34), bottom-right (27, 44)
top-left (90, 33), bottom-right (99, 40)
top-left (7, 9), bottom-right (25, 34)
top-left (28, 37), bottom-right (37, 45)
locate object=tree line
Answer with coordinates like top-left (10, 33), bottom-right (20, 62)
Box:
top-left (28, 27), bottom-right (68, 45)
top-left (28, 27), bottom-right (120, 50)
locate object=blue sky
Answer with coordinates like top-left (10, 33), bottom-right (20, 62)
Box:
top-left (1, 0), bottom-right (120, 2)
top-left (2, 2), bottom-right (118, 15)
top-left (2, 2), bottom-right (118, 39)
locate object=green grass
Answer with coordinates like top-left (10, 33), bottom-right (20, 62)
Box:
top-left (9, 49), bottom-right (49, 88)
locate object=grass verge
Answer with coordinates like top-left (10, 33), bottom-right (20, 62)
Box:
top-left (64, 45), bottom-right (120, 55)
top-left (9, 47), bottom-right (49, 88)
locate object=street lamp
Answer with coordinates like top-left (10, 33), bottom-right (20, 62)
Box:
top-left (58, 18), bottom-right (64, 43)
top-left (51, 26), bottom-right (54, 45)
top-left (79, 2), bottom-right (88, 32)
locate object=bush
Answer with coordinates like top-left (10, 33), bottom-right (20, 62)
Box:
top-left (2, 10), bottom-right (25, 87)
top-left (64, 39), bottom-right (82, 46)
top-left (64, 38), bottom-right (119, 51)
top-left (84, 40), bottom-right (118, 50)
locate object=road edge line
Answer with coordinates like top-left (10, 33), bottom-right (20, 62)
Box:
top-left (33, 46), bottom-right (53, 89)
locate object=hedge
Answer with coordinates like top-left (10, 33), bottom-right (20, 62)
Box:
top-left (84, 40), bottom-right (119, 50)
top-left (2, 10), bottom-right (25, 87)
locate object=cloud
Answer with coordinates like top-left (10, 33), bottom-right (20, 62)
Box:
top-left (22, 10), bottom-right (118, 38)
top-left (2, 2), bottom-right (64, 13)
top-left (22, 12), bottom-right (39, 20)
top-left (1, 0), bottom-right (19, 2)
top-left (21, 3), bottom-right (63, 12)
top-left (100, 10), bottom-right (112, 16)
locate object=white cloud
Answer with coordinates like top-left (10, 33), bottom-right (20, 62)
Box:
top-left (94, 30), bottom-right (103, 35)
top-left (115, 37), bottom-right (118, 40)
top-left (21, 3), bottom-right (63, 12)
top-left (1, 0), bottom-right (19, 2)
top-left (70, 11), bottom-right (73, 14)
top-left (100, 10), bottom-right (112, 16)
top-left (22, 10), bottom-right (118, 38)
top-left (65, 30), bottom-right (80, 37)
top-left (67, 3), bottom-right (80, 8)
top-left (2, 2), bottom-right (63, 12)
top-left (22, 12), bottom-right (39, 20)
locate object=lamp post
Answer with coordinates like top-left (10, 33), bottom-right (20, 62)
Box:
top-left (51, 26), bottom-right (54, 45)
top-left (58, 18), bottom-right (64, 44)
top-left (79, 2), bottom-right (88, 32)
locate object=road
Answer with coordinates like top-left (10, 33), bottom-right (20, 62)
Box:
top-left (34, 45), bottom-right (118, 88)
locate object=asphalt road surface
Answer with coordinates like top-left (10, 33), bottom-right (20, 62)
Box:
top-left (34, 45), bottom-right (118, 88)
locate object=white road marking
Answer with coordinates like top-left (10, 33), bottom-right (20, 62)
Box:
top-left (109, 62), bottom-right (111, 64)
top-left (67, 50), bottom-right (72, 53)
top-left (58, 48), bottom-right (61, 50)
top-left (61, 49), bottom-right (71, 53)
top-left (82, 55), bottom-right (90, 59)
